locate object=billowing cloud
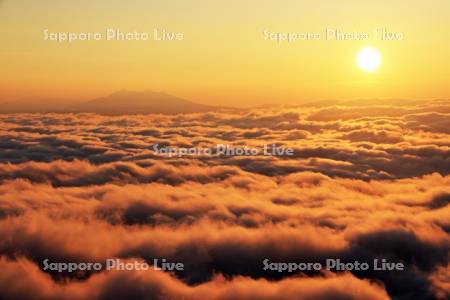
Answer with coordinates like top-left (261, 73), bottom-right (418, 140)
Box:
top-left (0, 100), bottom-right (449, 299)
top-left (0, 257), bottom-right (390, 300)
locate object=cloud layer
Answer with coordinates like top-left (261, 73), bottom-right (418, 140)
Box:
top-left (0, 99), bottom-right (449, 299)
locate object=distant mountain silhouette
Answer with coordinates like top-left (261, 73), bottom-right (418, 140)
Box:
top-left (0, 91), bottom-right (217, 114)
top-left (72, 90), bottom-right (215, 114)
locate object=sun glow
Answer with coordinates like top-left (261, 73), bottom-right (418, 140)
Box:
top-left (357, 47), bottom-right (382, 73)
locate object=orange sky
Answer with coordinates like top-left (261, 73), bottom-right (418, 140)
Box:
top-left (1, 0), bottom-right (449, 105)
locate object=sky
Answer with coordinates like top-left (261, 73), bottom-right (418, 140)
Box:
top-left (1, 0), bottom-right (450, 105)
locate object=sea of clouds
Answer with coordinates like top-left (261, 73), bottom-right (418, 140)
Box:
top-left (0, 100), bottom-right (449, 299)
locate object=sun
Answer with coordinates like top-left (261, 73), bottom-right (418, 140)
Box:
top-left (356, 47), bottom-right (382, 72)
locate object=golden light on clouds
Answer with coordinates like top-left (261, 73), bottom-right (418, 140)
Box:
top-left (0, 2), bottom-right (449, 299)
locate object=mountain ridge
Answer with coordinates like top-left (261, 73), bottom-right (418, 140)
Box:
top-left (0, 90), bottom-right (217, 115)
